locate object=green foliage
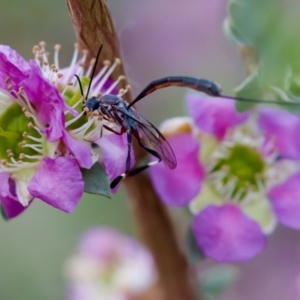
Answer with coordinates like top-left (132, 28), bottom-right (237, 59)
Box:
top-left (225, 0), bottom-right (300, 109)
top-left (185, 227), bottom-right (204, 264)
top-left (81, 162), bottom-right (111, 198)
top-left (198, 265), bottom-right (239, 299)
top-left (0, 205), bottom-right (8, 221)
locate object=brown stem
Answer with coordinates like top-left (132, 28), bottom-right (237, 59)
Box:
top-left (66, 1), bottom-right (199, 299)
top-left (125, 174), bottom-right (198, 300)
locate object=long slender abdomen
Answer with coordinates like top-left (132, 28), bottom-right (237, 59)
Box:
top-left (129, 76), bottom-right (222, 107)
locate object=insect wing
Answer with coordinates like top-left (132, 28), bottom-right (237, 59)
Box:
top-left (138, 122), bottom-right (177, 169)
top-left (122, 107), bottom-right (177, 169)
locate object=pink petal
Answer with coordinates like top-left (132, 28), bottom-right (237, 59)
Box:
top-left (186, 94), bottom-right (249, 140)
top-left (78, 227), bottom-right (123, 259)
top-left (23, 62), bottom-right (65, 142)
top-left (0, 45), bottom-right (30, 90)
top-left (28, 157), bottom-right (84, 213)
top-left (192, 204), bottom-right (266, 262)
top-left (78, 227), bottom-right (146, 260)
top-left (258, 107), bottom-right (300, 159)
top-left (0, 48), bottom-right (66, 142)
top-left (62, 130), bottom-right (93, 169)
top-left (268, 172), bottom-right (300, 230)
top-left (150, 133), bottom-right (204, 206)
top-left (96, 134), bottom-right (135, 193)
top-left (0, 172), bottom-right (28, 218)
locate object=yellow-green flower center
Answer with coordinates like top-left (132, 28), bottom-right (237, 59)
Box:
top-left (209, 144), bottom-right (266, 201)
top-left (62, 77), bottom-right (102, 141)
top-left (0, 103), bottom-right (44, 165)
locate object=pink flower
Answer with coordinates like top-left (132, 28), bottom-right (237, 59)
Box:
top-left (64, 228), bottom-right (156, 300)
top-left (0, 45), bottom-right (87, 217)
top-left (0, 42), bottom-right (135, 218)
top-left (40, 43), bottom-right (134, 193)
top-left (150, 94), bottom-right (300, 262)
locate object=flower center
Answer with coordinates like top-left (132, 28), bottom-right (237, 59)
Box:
top-left (33, 42), bottom-right (128, 143)
top-left (0, 102), bottom-right (45, 170)
top-left (209, 143), bottom-right (266, 201)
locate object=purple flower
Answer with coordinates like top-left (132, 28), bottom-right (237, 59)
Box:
top-left (150, 94), bottom-right (300, 262)
top-left (64, 227), bottom-right (156, 300)
top-left (0, 42), bottom-right (134, 217)
top-left (39, 43), bottom-right (135, 193)
top-left (0, 44), bottom-right (90, 217)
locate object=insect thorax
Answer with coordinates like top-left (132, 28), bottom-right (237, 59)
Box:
top-left (83, 96), bottom-right (101, 111)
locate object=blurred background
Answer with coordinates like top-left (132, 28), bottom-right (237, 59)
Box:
top-left (1, 0), bottom-right (300, 299)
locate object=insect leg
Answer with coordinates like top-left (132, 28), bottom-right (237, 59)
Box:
top-left (124, 132), bottom-right (162, 177)
top-left (102, 125), bottom-right (123, 135)
top-left (116, 131), bottom-right (163, 182)
top-left (110, 128), bottom-right (133, 189)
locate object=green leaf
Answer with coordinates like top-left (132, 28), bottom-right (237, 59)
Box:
top-left (223, 17), bottom-right (252, 46)
top-left (234, 70), bottom-right (262, 112)
top-left (0, 205), bottom-right (9, 221)
top-left (227, 0), bottom-right (300, 108)
top-left (81, 162), bottom-right (111, 198)
top-left (185, 227), bottom-right (204, 264)
top-left (269, 87), bottom-right (300, 115)
top-left (198, 265), bottom-right (239, 299)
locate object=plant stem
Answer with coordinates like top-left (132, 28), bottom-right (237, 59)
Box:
top-left (66, 1), bottom-right (200, 299)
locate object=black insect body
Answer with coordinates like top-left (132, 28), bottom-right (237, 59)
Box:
top-left (83, 94), bottom-right (177, 189)
top-left (78, 45), bottom-right (300, 190)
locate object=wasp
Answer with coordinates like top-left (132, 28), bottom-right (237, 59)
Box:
top-left (77, 45), bottom-right (298, 189)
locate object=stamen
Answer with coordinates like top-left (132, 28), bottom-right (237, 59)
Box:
top-left (10, 157), bottom-right (18, 165)
top-left (232, 188), bottom-right (244, 202)
top-left (21, 144), bottom-right (43, 153)
top-left (70, 117), bottom-right (95, 136)
top-left (7, 151), bottom-right (14, 157)
top-left (222, 177), bottom-right (237, 200)
top-left (39, 41), bottom-right (50, 74)
top-left (65, 111), bottom-right (85, 127)
top-left (93, 58), bottom-right (121, 93)
top-left (118, 85), bottom-right (131, 97)
top-left (208, 170), bottom-right (227, 181)
top-left (54, 44), bottom-right (61, 70)
top-left (85, 58), bottom-right (96, 78)
top-left (25, 110), bottom-right (43, 129)
top-left (84, 121), bottom-right (103, 141)
top-left (27, 122), bottom-right (43, 136)
top-left (18, 140), bottom-right (27, 147)
top-left (19, 153), bottom-right (42, 160)
top-left (22, 132), bottom-right (43, 143)
top-left (74, 49), bottom-right (88, 80)
top-left (89, 60), bottom-right (111, 91)
top-left (18, 90), bottom-right (36, 115)
top-left (65, 43), bottom-right (80, 83)
top-left (255, 174), bottom-right (265, 193)
top-left (104, 75), bottom-right (126, 95)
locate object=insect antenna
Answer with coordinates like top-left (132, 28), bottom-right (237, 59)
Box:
top-left (85, 44), bottom-right (104, 100)
top-left (73, 45), bottom-right (103, 101)
top-left (74, 74), bottom-right (84, 97)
